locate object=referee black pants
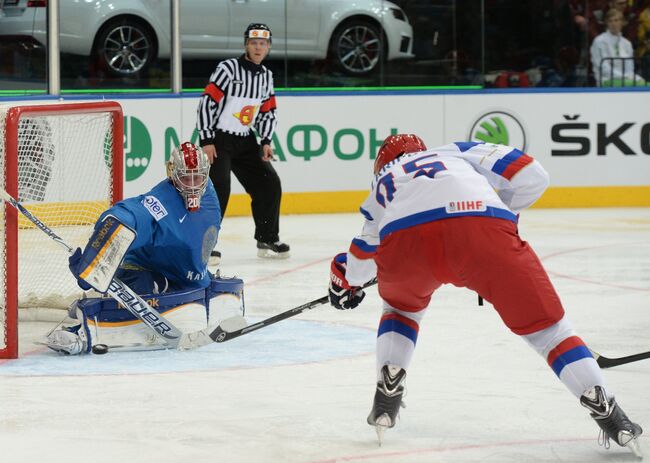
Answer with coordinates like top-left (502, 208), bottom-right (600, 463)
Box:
top-left (210, 131), bottom-right (282, 243)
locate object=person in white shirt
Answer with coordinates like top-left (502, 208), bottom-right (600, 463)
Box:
top-left (327, 134), bottom-right (643, 457)
top-left (591, 8), bottom-right (645, 86)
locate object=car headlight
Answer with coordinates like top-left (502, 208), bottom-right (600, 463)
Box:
top-left (391, 7), bottom-right (406, 22)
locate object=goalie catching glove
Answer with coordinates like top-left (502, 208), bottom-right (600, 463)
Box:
top-left (68, 215), bottom-right (136, 293)
top-left (329, 253), bottom-right (366, 310)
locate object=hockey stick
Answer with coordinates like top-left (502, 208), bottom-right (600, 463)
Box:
top-left (208, 278), bottom-right (379, 343)
top-left (0, 188), bottom-right (185, 349)
top-left (590, 349), bottom-right (650, 369)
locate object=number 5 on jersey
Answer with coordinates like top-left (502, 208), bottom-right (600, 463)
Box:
top-left (375, 156), bottom-right (447, 207)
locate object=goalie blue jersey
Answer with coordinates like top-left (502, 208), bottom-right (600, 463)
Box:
top-left (100, 179), bottom-right (221, 289)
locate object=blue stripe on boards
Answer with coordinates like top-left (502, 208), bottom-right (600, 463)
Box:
top-left (551, 345), bottom-right (593, 376)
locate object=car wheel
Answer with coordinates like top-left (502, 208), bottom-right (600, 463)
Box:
top-left (94, 18), bottom-right (155, 77)
top-left (330, 20), bottom-right (384, 76)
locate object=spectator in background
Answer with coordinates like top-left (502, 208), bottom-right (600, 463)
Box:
top-left (591, 8), bottom-right (646, 85)
top-left (610, 0), bottom-right (641, 45)
top-left (579, 0), bottom-right (639, 44)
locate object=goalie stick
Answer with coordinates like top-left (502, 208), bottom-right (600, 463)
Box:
top-left (208, 278), bottom-right (379, 343)
top-left (0, 188), bottom-right (187, 348)
top-left (590, 349), bottom-right (650, 369)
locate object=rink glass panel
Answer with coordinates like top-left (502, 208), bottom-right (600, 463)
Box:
top-left (3, 0), bottom-right (638, 93)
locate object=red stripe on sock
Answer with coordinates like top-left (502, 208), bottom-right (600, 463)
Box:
top-left (547, 335), bottom-right (585, 366)
top-left (380, 312), bottom-right (420, 334)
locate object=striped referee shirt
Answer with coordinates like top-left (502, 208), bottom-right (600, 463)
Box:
top-left (197, 55), bottom-right (277, 146)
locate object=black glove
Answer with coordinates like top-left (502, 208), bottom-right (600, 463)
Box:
top-left (329, 253), bottom-right (366, 310)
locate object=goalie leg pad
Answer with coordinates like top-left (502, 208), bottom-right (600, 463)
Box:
top-left (74, 296), bottom-right (208, 351)
top-left (207, 276), bottom-right (246, 328)
top-left (58, 280), bottom-right (245, 353)
top-left (70, 287), bottom-right (212, 352)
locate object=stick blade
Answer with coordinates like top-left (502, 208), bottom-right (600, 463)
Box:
top-left (207, 315), bottom-right (248, 343)
top-left (218, 315), bottom-right (247, 332)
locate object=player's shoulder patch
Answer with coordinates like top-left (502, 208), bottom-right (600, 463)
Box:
top-left (142, 195), bottom-right (168, 221)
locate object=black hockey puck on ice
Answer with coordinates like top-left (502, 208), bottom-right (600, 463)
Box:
top-left (92, 344), bottom-right (109, 355)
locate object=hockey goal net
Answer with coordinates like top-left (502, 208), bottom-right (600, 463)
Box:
top-left (0, 101), bottom-right (123, 359)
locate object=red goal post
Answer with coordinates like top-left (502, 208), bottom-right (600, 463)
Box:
top-left (0, 101), bottom-right (123, 359)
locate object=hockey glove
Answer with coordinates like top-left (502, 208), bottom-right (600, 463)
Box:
top-left (68, 248), bottom-right (92, 291)
top-left (329, 253), bottom-right (365, 310)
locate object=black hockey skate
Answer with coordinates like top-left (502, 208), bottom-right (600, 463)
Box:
top-left (256, 240), bottom-right (290, 259)
top-left (580, 385), bottom-right (643, 458)
top-left (367, 365), bottom-right (406, 445)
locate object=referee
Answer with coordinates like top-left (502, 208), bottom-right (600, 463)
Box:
top-left (197, 23), bottom-right (289, 262)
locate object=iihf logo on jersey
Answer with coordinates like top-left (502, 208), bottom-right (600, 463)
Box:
top-left (446, 200), bottom-right (486, 213)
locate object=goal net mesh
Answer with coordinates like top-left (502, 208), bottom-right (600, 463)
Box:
top-left (0, 105), bottom-right (117, 327)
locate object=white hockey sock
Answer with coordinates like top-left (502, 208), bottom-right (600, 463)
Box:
top-left (522, 316), bottom-right (607, 398)
top-left (375, 305), bottom-right (425, 382)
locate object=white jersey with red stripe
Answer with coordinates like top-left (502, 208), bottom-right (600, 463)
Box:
top-left (345, 141), bottom-right (550, 286)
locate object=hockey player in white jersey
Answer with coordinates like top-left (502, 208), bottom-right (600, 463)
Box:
top-left (44, 142), bottom-right (245, 354)
top-left (328, 134), bottom-right (643, 455)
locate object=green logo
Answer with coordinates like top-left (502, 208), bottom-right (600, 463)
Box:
top-left (469, 111), bottom-right (527, 151)
top-left (124, 116), bottom-right (152, 181)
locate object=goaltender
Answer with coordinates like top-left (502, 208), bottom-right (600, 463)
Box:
top-left (44, 142), bottom-right (244, 354)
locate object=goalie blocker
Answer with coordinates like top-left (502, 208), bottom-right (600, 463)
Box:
top-left (44, 275), bottom-right (246, 355)
top-left (69, 214), bottom-right (136, 293)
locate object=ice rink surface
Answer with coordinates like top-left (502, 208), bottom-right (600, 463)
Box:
top-left (1, 208), bottom-right (649, 463)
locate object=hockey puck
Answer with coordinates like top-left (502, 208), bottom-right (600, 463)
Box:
top-left (92, 344), bottom-right (109, 355)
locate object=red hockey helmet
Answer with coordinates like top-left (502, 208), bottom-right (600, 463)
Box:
top-left (374, 134), bottom-right (427, 174)
top-left (167, 142), bottom-right (210, 212)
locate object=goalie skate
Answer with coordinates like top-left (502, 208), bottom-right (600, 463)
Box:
top-left (580, 385), bottom-right (643, 458)
top-left (367, 365), bottom-right (406, 446)
top-left (41, 325), bottom-right (88, 355)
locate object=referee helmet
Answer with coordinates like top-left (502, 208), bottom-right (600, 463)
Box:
top-left (244, 23), bottom-right (272, 44)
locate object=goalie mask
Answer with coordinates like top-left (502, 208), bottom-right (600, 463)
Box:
top-left (374, 134), bottom-right (427, 174)
top-left (167, 142), bottom-right (210, 212)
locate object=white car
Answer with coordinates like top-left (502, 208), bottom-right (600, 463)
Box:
top-left (0, 0), bottom-right (413, 77)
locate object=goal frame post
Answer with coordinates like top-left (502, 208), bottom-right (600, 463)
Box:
top-left (1, 101), bottom-right (123, 359)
